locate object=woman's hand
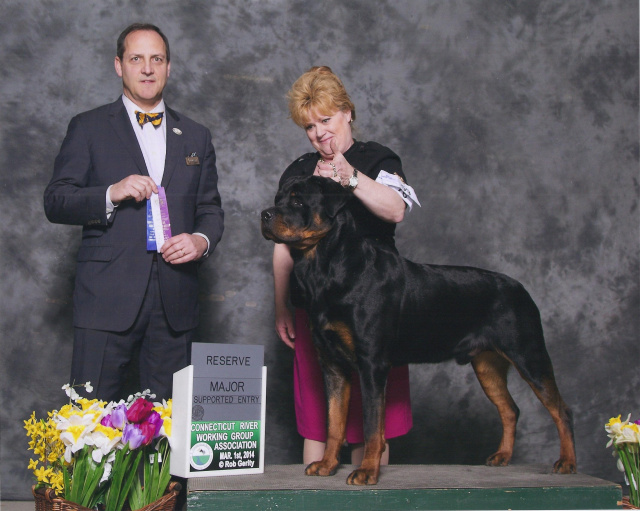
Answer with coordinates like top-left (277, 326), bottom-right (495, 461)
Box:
top-left (275, 305), bottom-right (295, 349)
top-left (314, 139), bottom-right (405, 224)
top-left (314, 139), bottom-right (354, 187)
top-left (273, 244), bottom-right (296, 349)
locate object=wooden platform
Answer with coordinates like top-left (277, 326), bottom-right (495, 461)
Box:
top-left (186, 464), bottom-right (621, 510)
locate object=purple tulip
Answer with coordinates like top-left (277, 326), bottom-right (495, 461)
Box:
top-left (101, 414), bottom-right (113, 428)
top-left (146, 411), bottom-right (164, 438)
top-left (123, 423), bottom-right (145, 449)
top-left (111, 404), bottom-right (128, 429)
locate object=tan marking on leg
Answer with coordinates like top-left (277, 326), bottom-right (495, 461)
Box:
top-left (305, 378), bottom-right (351, 477)
top-left (527, 377), bottom-right (577, 473)
top-left (323, 321), bottom-right (355, 353)
top-left (472, 351), bottom-right (519, 466)
top-left (347, 397), bottom-right (386, 485)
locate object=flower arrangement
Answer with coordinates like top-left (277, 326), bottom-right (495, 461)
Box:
top-left (605, 414), bottom-right (640, 507)
top-left (25, 382), bottom-right (173, 510)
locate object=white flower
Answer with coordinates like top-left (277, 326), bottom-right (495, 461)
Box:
top-left (618, 424), bottom-right (640, 444)
top-left (100, 461), bottom-right (112, 484)
top-left (57, 412), bottom-right (98, 463)
top-left (85, 382), bottom-right (93, 393)
top-left (127, 389), bottom-right (156, 404)
top-left (618, 457), bottom-right (625, 472)
top-left (89, 427), bottom-right (122, 463)
top-left (62, 384), bottom-right (80, 401)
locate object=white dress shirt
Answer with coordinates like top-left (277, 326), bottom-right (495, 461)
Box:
top-left (106, 95), bottom-right (210, 254)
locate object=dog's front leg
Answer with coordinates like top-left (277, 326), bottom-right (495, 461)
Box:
top-left (346, 366), bottom-right (387, 485)
top-left (305, 366), bottom-right (351, 477)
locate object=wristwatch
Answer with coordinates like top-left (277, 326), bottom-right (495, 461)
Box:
top-left (346, 168), bottom-right (359, 190)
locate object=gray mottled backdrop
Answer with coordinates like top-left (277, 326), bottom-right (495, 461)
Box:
top-left (1, 0), bottom-right (637, 500)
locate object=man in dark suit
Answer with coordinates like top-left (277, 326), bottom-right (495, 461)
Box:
top-left (44, 23), bottom-right (224, 402)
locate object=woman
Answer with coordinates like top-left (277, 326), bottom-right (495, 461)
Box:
top-left (273, 66), bottom-right (417, 465)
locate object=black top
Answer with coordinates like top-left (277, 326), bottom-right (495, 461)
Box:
top-left (279, 140), bottom-right (407, 247)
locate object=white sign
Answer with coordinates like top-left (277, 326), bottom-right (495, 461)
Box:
top-left (170, 343), bottom-right (266, 478)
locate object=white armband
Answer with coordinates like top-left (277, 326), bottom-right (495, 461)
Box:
top-left (375, 170), bottom-right (421, 211)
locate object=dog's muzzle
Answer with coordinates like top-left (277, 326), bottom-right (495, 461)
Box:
top-left (260, 208), bottom-right (277, 240)
top-left (261, 209), bottom-right (274, 223)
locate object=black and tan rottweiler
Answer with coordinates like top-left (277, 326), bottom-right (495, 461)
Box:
top-left (261, 175), bottom-right (576, 485)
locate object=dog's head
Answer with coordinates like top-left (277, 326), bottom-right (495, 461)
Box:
top-left (261, 175), bottom-right (351, 250)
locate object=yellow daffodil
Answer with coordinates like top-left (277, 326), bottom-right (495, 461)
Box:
top-left (163, 417), bottom-right (172, 437)
top-left (606, 415), bottom-right (622, 428)
top-left (58, 413), bottom-right (98, 463)
top-left (57, 403), bottom-right (75, 419)
top-left (605, 414), bottom-right (632, 447)
top-left (153, 399), bottom-right (172, 437)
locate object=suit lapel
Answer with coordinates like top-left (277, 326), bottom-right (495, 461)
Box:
top-left (162, 107), bottom-right (182, 189)
top-left (108, 99), bottom-right (149, 176)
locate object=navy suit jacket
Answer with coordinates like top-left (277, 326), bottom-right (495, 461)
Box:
top-left (44, 98), bottom-right (224, 332)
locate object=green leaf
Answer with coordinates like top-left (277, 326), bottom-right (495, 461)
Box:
top-left (69, 450), bottom-right (88, 503)
top-left (156, 441), bottom-right (172, 500)
top-left (129, 476), bottom-right (144, 510)
top-left (103, 447), bottom-right (129, 511)
top-left (127, 439), bottom-right (172, 510)
top-left (63, 464), bottom-right (71, 500)
top-left (81, 455), bottom-right (106, 508)
top-left (116, 450), bottom-right (143, 511)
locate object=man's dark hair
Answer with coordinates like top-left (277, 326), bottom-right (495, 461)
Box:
top-left (116, 23), bottom-right (170, 62)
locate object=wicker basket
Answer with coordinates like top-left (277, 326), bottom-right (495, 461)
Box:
top-left (622, 496), bottom-right (640, 510)
top-left (124, 482), bottom-right (182, 511)
top-left (32, 482), bottom-right (182, 511)
top-left (32, 486), bottom-right (95, 511)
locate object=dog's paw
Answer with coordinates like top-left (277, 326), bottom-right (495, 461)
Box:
top-left (485, 451), bottom-right (512, 467)
top-left (346, 468), bottom-right (379, 485)
top-left (305, 460), bottom-right (338, 477)
top-left (553, 458), bottom-right (577, 474)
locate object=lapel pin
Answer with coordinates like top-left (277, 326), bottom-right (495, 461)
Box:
top-left (173, 128), bottom-right (182, 135)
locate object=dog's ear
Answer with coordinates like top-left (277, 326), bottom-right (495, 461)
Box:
top-left (318, 178), bottom-right (352, 218)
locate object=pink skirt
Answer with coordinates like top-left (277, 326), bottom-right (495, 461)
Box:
top-left (293, 309), bottom-right (413, 444)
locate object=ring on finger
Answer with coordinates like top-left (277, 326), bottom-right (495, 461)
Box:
top-left (330, 163), bottom-right (337, 178)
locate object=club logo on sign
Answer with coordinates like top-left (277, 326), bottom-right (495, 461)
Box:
top-left (190, 442), bottom-right (214, 470)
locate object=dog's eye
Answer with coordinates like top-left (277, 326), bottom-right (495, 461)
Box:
top-left (291, 198), bottom-right (303, 207)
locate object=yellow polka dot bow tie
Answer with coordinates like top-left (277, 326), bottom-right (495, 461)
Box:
top-left (135, 111), bottom-right (164, 126)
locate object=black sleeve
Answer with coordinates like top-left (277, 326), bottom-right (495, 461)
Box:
top-left (346, 141), bottom-right (408, 184)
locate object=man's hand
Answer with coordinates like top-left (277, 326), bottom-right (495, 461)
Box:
top-left (109, 175), bottom-right (158, 203)
top-left (160, 233), bottom-right (207, 264)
